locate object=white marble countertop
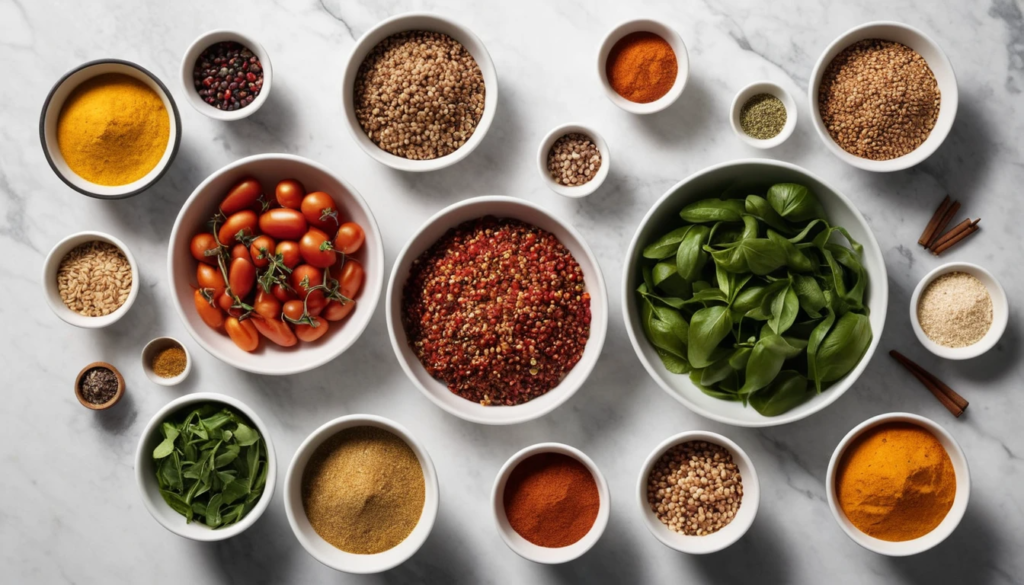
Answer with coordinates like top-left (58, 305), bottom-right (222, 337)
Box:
top-left (3, 0), bottom-right (1023, 583)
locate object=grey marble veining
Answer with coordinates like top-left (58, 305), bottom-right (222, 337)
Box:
top-left (2, 0), bottom-right (1023, 583)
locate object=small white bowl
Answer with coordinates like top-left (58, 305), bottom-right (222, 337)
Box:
top-left (826, 412), bottom-right (970, 556)
top-left (42, 231), bottom-right (140, 329)
top-left (808, 21), bottom-right (958, 172)
top-left (730, 81), bottom-right (797, 149)
top-left (284, 414), bottom-right (439, 574)
top-left (637, 431), bottom-right (759, 554)
top-left (135, 392), bottom-right (277, 541)
top-left (180, 30), bottom-right (272, 121)
top-left (385, 196), bottom-right (608, 425)
top-left (141, 337), bottom-right (192, 386)
top-left (491, 443), bottom-right (610, 564)
top-left (39, 59), bottom-right (181, 199)
top-left (597, 19), bottom-right (689, 115)
top-left (537, 124), bottom-right (611, 198)
top-left (910, 262), bottom-right (1008, 360)
top-left (341, 13), bottom-right (498, 172)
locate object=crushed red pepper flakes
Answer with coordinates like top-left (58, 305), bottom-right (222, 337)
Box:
top-left (401, 216), bottom-right (591, 406)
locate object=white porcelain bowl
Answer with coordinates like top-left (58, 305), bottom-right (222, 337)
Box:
top-left (808, 21), bottom-right (958, 172)
top-left (140, 337), bottom-right (192, 386)
top-left (167, 154), bottom-right (384, 375)
top-left (341, 13), bottom-right (498, 172)
top-left (39, 59), bottom-right (181, 198)
top-left (730, 81), bottom-right (797, 149)
top-left (284, 414), bottom-right (439, 574)
top-left (637, 431), bottom-right (759, 554)
top-left (135, 392), bottom-right (276, 541)
top-left (536, 123), bottom-right (611, 198)
top-left (491, 443), bottom-right (610, 564)
top-left (180, 30), bottom-right (273, 121)
top-left (910, 262), bottom-right (1008, 360)
top-left (42, 231), bottom-right (140, 328)
top-left (826, 412), bottom-right (970, 556)
top-left (622, 159), bottom-right (888, 427)
top-left (386, 196), bottom-right (608, 425)
top-left (597, 19), bottom-right (689, 114)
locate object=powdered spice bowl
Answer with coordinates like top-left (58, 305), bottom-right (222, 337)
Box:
top-left (597, 19), bottom-right (689, 114)
top-left (140, 337), bottom-right (192, 387)
top-left (730, 81), bottom-right (797, 149)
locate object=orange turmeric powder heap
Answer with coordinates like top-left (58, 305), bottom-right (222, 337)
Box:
top-left (835, 422), bottom-right (955, 542)
top-left (606, 32), bottom-right (678, 103)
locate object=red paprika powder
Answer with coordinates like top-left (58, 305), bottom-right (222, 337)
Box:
top-left (606, 31), bottom-right (678, 103)
top-left (502, 452), bottom-right (600, 548)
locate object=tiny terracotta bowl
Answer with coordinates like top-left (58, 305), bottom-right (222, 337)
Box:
top-left (74, 361), bottom-right (125, 410)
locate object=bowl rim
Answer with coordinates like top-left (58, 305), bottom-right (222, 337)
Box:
top-left (179, 29), bottom-right (273, 121)
top-left (621, 158), bottom-right (889, 427)
top-left (385, 195), bottom-right (609, 425)
top-left (490, 442), bottom-right (611, 564)
top-left (134, 392), bottom-right (277, 542)
top-left (597, 18), bottom-right (690, 115)
top-left (909, 262), bottom-right (1008, 360)
top-left (807, 20), bottom-right (958, 172)
top-left (283, 413), bottom-right (440, 574)
top-left (729, 80), bottom-right (798, 149)
top-left (824, 412), bottom-right (971, 556)
top-left (635, 430), bottom-right (760, 554)
top-left (536, 123), bottom-right (611, 198)
top-left (140, 336), bottom-right (192, 386)
top-left (340, 12), bottom-right (499, 172)
top-left (38, 58), bottom-right (182, 199)
top-left (166, 152), bottom-right (384, 375)
top-left (74, 361), bottom-right (125, 410)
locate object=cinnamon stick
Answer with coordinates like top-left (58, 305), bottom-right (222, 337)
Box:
top-left (933, 223), bottom-right (980, 256)
top-left (889, 350), bottom-right (968, 417)
top-left (929, 218), bottom-right (976, 250)
top-left (925, 200), bottom-right (961, 249)
top-left (918, 195), bottom-right (951, 246)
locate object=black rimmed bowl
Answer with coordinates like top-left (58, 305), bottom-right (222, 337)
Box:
top-left (39, 59), bottom-right (182, 199)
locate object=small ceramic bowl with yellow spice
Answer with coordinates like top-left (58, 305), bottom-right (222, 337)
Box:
top-left (598, 19), bottom-right (690, 114)
top-left (826, 412), bottom-right (970, 556)
top-left (730, 81), bottom-right (798, 149)
top-left (42, 231), bottom-right (140, 328)
top-left (284, 414), bottom-right (440, 574)
top-left (141, 337), bottom-right (192, 386)
top-left (910, 262), bottom-right (1008, 360)
top-left (40, 59), bottom-right (181, 199)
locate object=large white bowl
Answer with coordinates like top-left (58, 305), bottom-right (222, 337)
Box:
top-left (826, 412), bottom-right (970, 556)
top-left (386, 196), bottom-right (608, 425)
top-left (135, 392), bottom-right (276, 541)
top-left (341, 13), bottom-right (498, 172)
top-left (808, 22), bottom-right (958, 172)
top-left (622, 160), bottom-right (888, 427)
top-left (284, 414), bottom-right (439, 574)
top-left (168, 154), bottom-right (383, 375)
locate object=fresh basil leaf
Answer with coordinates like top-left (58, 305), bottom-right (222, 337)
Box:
top-left (153, 437), bottom-right (175, 459)
top-left (676, 225), bottom-right (710, 281)
top-left (711, 238), bottom-right (788, 275)
top-left (792, 275), bottom-right (826, 318)
top-left (701, 355), bottom-right (735, 386)
top-left (728, 347), bottom-right (752, 370)
top-left (750, 371), bottom-right (813, 416)
top-left (745, 194), bottom-right (794, 235)
top-left (680, 199), bottom-right (746, 223)
top-left (767, 230), bottom-right (814, 272)
top-left (740, 333), bottom-right (804, 395)
top-left (205, 494), bottom-right (224, 528)
top-left (657, 348), bottom-right (691, 374)
top-left (233, 423), bottom-right (260, 447)
top-left (160, 490), bottom-right (193, 523)
top-left (221, 480), bottom-right (250, 506)
top-left (816, 312), bottom-right (872, 383)
top-left (739, 215), bottom-right (760, 240)
top-left (767, 183), bottom-right (826, 222)
top-left (643, 226), bottom-right (692, 259)
top-left (652, 262), bottom-right (692, 298)
top-left (688, 306), bottom-right (734, 368)
top-left (768, 284), bottom-right (799, 335)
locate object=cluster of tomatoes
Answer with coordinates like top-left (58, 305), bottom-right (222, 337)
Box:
top-left (190, 177), bottom-right (366, 352)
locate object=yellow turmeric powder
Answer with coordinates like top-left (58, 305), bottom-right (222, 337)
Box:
top-left (836, 422), bottom-right (955, 542)
top-left (57, 73), bottom-right (170, 186)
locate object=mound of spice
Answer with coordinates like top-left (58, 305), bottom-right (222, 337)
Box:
top-left (739, 93), bottom-right (787, 139)
top-left (836, 422), bottom-right (955, 541)
top-left (301, 427), bottom-right (425, 554)
top-left (78, 365), bottom-right (119, 405)
top-left (503, 453), bottom-right (599, 548)
top-left (606, 32), bottom-right (678, 103)
top-left (818, 39), bottom-right (940, 161)
top-left (192, 41), bottom-right (264, 111)
top-left (57, 73), bottom-right (170, 185)
top-left (402, 217), bottom-right (591, 406)
top-left (917, 272), bottom-right (993, 348)
top-left (57, 241), bottom-right (132, 317)
top-left (547, 133), bottom-right (602, 187)
top-left (647, 441), bottom-right (743, 536)
top-left (354, 31), bottom-right (485, 160)
top-left (152, 345), bottom-right (187, 378)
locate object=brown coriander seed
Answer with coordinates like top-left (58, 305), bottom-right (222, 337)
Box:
top-left (547, 133), bottom-right (602, 187)
top-left (646, 440), bottom-right (743, 536)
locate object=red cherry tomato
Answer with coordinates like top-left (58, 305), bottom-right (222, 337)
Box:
top-left (220, 178), bottom-right (263, 215)
top-left (276, 240), bottom-right (301, 269)
top-left (231, 243), bottom-right (252, 263)
top-left (291, 265), bottom-right (323, 296)
top-left (249, 235), bottom-right (276, 269)
top-left (301, 191), bottom-right (340, 232)
top-left (194, 289), bottom-right (224, 329)
top-left (271, 282), bottom-right (298, 303)
top-left (219, 210), bottom-right (258, 246)
top-left (259, 208), bottom-right (307, 240)
top-left (306, 290), bottom-right (327, 316)
top-left (282, 299), bottom-right (305, 322)
top-left (197, 263), bottom-right (226, 296)
top-left (333, 222), bottom-right (365, 255)
top-left (190, 233), bottom-right (219, 265)
top-left (217, 290), bottom-right (234, 313)
top-left (275, 179), bottom-right (305, 210)
top-left (253, 289), bottom-right (281, 320)
top-left (338, 259), bottom-right (364, 299)
top-left (225, 317), bottom-right (259, 352)
top-left (299, 227), bottom-right (337, 268)
top-left (251, 316), bottom-right (298, 347)
top-left (323, 299), bottom-right (356, 322)
top-left (229, 257), bottom-right (256, 299)
top-left (295, 316), bottom-right (330, 342)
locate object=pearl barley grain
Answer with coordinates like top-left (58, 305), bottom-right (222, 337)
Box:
top-left (647, 441), bottom-right (743, 536)
top-left (547, 133), bottom-right (602, 187)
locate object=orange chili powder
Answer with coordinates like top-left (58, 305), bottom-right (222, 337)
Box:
top-left (503, 453), bottom-right (599, 548)
top-left (606, 32), bottom-right (678, 103)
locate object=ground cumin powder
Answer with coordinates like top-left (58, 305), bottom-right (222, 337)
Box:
top-left (836, 422), bottom-right (955, 542)
top-left (301, 427), bottom-right (425, 554)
